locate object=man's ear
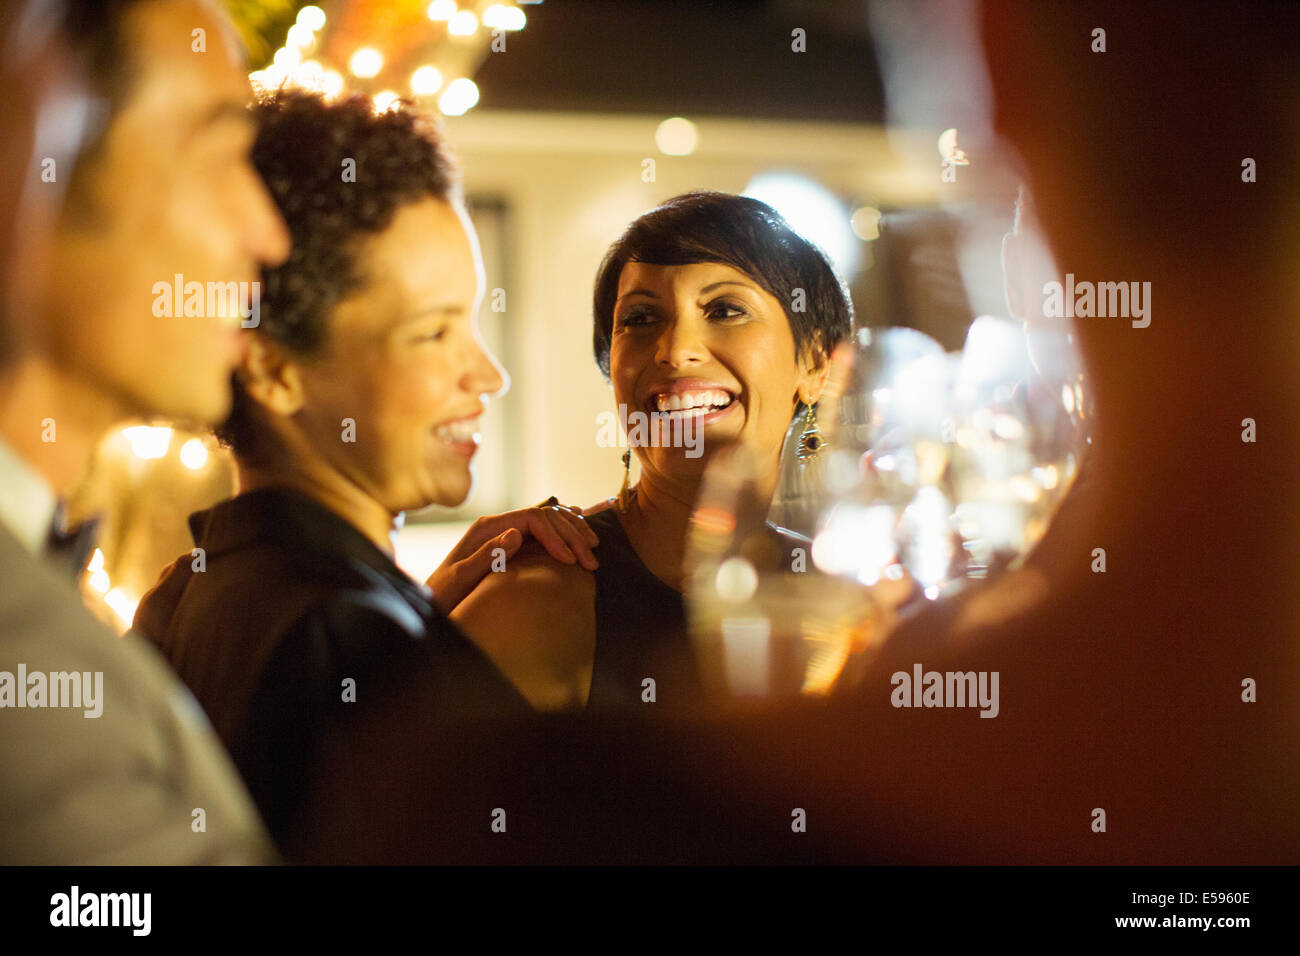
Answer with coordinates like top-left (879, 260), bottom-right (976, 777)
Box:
top-left (240, 334), bottom-right (305, 417)
top-left (1002, 230), bottom-right (1025, 320)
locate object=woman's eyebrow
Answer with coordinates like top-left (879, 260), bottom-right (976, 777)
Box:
top-left (618, 280), bottom-right (754, 303)
top-left (616, 288), bottom-right (659, 302)
top-left (698, 281), bottom-right (754, 293)
top-left (401, 304), bottom-right (464, 323)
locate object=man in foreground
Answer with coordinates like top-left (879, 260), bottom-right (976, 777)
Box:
top-left (0, 0), bottom-right (291, 863)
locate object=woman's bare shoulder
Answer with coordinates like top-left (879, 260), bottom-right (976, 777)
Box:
top-left (582, 497), bottom-right (617, 517)
top-left (450, 538), bottom-right (597, 710)
top-left (457, 537), bottom-right (595, 615)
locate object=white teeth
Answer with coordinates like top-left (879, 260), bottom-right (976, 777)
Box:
top-left (654, 389), bottom-right (732, 412)
top-left (434, 418), bottom-right (480, 443)
top-left (663, 405), bottom-right (712, 419)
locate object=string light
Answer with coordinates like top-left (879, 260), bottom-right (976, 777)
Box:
top-left (272, 46), bottom-right (302, 71)
top-left (655, 117), bottom-right (698, 156)
top-left (483, 4), bottom-right (526, 31)
top-left (439, 78), bottom-right (479, 115)
top-left (349, 47), bottom-right (384, 79)
top-left (411, 65), bottom-right (444, 96)
top-left (321, 69), bottom-right (345, 98)
top-left (296, 5), bottom-right (327, 31)
top-left (850, 206), bottom-right (882, 241)
top-left (87, 549), bottom-right (110, 595)
top-left (286, 23), bottom-right (315, 50)
top-left (104, 588), bottom-right (138, 630)
top-left (122, 425), bottom-right (172, 460)
top-left (247, 2), bottom-right (533, 115)
top-left (292, 60), bottom-right (325, 91)
top-left (179, 438), bottom-right (209, 470)
top-left (448, 10), bottom-right (478, 36)
top-left (84, 547), bottom-right (134, 632)
top-left (427, 0), bottom-right (458, 21)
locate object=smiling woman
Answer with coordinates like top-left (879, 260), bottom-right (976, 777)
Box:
top-left (452, 191), bottom-right (855, 712)
top-left (128, 89), bottom-right (604, 847)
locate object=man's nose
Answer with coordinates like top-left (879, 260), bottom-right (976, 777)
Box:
top-left (247, 179), bottom-right (291, 268)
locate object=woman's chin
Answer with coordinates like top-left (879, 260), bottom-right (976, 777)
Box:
top-left (410, 471), bottom-right (474, 513)
top-left (646, 447), bottom-right (716, 478)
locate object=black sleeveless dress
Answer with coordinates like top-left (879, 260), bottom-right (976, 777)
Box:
top-left (583, 507), bottom-right (705, 711)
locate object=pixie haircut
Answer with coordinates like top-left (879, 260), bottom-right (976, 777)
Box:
top-left (592, 191), bottom-right (854, 386)
top-left (216, 89), bottom-right (460, 457)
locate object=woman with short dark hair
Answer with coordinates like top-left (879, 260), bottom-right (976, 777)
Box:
top-left (454, 190), bottom-right (854, 711)
top-left (133, 90), bottom-right (601, 846)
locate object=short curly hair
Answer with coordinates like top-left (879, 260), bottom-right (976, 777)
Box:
top-left (592, 191), bottom-right (854, 400)
top-left (216, 89), bottom-right (461, 457)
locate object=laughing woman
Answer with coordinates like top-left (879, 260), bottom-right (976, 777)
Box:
top-left (453, 191), bottom-right (854, 711)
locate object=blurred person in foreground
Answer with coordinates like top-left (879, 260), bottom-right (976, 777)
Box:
top-left (286, 0), bottom-right (1300, 864)
top-left (0, 0), bottom-right (290, 863)
top-left (133, 90), bottom-right (600, 850)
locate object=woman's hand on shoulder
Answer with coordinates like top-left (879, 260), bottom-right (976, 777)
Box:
top-left (426, 500), bottom-right (599, 615)
top-left (449, 539), bottom-right (598, 712)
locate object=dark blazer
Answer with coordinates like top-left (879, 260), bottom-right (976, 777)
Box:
top-left (134, 487), bottom-right (529, 848)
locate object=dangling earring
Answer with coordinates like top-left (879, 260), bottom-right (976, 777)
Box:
top-left (617, 450), bottom-right (634, 512)
top-left (796, 402), bottom-right (823, 462)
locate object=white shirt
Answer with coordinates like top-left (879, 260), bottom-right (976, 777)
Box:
top-left (0, 432), bottom-right (276, 863)
top-left (0, 434), bottom-right (57, 554)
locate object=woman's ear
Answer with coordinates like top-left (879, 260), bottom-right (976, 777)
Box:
top-left (240, 334), bottom-right (305, 417)
top-left (795, 340), bottom-right (834, 407)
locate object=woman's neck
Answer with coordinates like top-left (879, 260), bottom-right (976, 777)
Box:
top-left (619, 474), bottom-right (695, 591)
top-left (236, 456), bottom-right (400, 557)
top-left (620, 448), bottom-right (781, 591)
